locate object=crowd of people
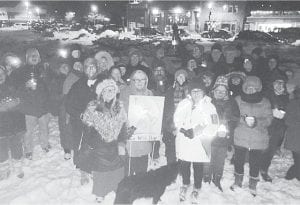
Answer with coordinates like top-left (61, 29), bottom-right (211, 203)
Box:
top-left (0, 40), bottom-right (299, 203)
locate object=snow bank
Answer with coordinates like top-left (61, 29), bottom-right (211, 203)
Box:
top-left (98, 30), bottom-right (119, 39)
top-left (50, 29), bottom-right (98, 45)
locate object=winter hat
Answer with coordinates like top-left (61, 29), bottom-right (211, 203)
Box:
top-left (211, 43), bottom-right (222, 52)
top-left (251, 47), bottom-right (263, 56)
top-left (175, 69), bottom-right (188, 80)
top-left (267, 53), bottom-right (280, 63)
top-left (188, 77), bottom-right (206, 93)
top-left (95, 51), bottom-right (114, 71)
top-left (212, 75), bottom-right (229, 90)
top-left (69, 44), bottom-right (82, 53)
top-left (95, 79), bottom-right (119, 97)
top-left (226, 71), bottom-right (246, 82)
top-left (242, 76), bottom-right (262, 93)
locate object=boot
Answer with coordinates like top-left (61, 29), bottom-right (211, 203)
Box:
top-left (190, 187), bottom-right (200, 204)
top-left (249, 177), bottom-right (259, 197)
top-left (0, 161), bottom-right (10, 181)
top-left (80, 171), bottom-right (89, 185)
top-left (285, 165), bottom-right (296, 180)
top-left (260, 170), bottom-right (272, 182)
top-left (203, 174), bottom-right (211, 184)
top-left (230, 173), bottom-right (243, 191)
top-left (179, 185), bottom-right (188, 202)
top-left (13, 159), bottom-right (24, 179)
top-left (212, 174), bottom-right (223, 192)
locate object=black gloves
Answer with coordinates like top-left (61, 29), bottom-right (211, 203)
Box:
top-left (180, 128), bottom-right (194, 139)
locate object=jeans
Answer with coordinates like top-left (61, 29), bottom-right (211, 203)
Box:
top-left (0, 132), bottom-right (24, 162)
top-left (58, 103), bottom-right (73, 152)
top-left (234, 145), bottom-right (262, 178)
top-left (24, 114), bottom-right (49, 153)
top-left (180, 160), bottom-right (204, 189)
top-left (163, 131), bottom-right (176, 164)
top-left (70, 116), bottom-right (84, 166)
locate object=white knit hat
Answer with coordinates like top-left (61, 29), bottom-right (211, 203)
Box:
top-left (95, 79), bottom-right (119, 97)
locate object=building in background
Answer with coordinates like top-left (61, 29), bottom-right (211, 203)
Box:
top-left (246, 10), bottom-right (300, 32)
top-left (127, 1), bottom-right (247, 34)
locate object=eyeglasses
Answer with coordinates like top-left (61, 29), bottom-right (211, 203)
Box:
top-left (133, 79), bottom-right (146, 82)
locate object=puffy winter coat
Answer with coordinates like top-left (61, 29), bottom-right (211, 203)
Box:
top-left (174, 96), bottom-right (219, 162)
top-left (234, 96), bottom-right (272, 150)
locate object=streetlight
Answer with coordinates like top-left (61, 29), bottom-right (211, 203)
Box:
top-left (24, 1), bottom-right (30, 27)
top-left (91, 4), bottom-right (98, 26)
top-left (152, 8), bottom-right (160, 15)
top-left (35, 7), bottom-right (40, 20)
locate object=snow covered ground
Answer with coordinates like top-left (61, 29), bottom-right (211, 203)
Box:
top-left (0, 117), bottom-right (299, 205)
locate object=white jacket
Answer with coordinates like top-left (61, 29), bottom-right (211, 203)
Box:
top-left (174, 96), bottom-right (219, 163)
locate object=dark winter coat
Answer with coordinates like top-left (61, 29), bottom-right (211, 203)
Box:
top-left (211, 98), bottom-right (240, 147)
top-left (284, 97), bottom-right (300, 153)
top-left (0, 82), bottom-right (26, 137)
top-left (47, 74), bottom-right (66, 116)
top-left (234, 95), bottom-right (273, 150)
top-left (206, 55), bottom-right (229, 78)
top-left (10, 64), bottom-right (49, 117)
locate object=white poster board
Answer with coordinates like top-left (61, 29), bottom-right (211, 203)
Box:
top-left (128, 95), bottom-right (165, 141)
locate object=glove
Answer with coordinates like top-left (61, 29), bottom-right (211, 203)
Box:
top-left (180, 128), bottom-right (194, 139)
top-left (272, 108), bottom-right (285, 119)
top-left (244, 116), bottom-right (256, 128)
top-left (127, 126), bottom-right (136, 138)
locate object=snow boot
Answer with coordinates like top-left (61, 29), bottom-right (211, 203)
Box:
top-left (190, 188), bottom-right (200, 204)
top-left (230, 173), bottom-right (243, 191)
top-left (25, 152), bottom-right (33, 160)
top-left (0, 161), bottom-right (10, 181)
top-left (13, 159), bottom-right (24, 179)
top-left (179, 185), bottom-right (188, 202)
top-left (80, 171), bottom-right (89, 185)
top-left (260, 171), bottom-right (272, 182)
top-left (249, 177), bottom-right (259, 197)
top-left (212, 174), bottom-right (223, 192)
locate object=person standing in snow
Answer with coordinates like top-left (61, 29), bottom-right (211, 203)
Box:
top-left (78, 79), bottom-right (128, 203)
top-left (230, 76), bottom-right (273, 197)
top-left (119, 70), bottom-right (153, 176)
top-left (65, 58), bottom-right (106, 180)
top-left (284, 87), bottom-right (300, 181)
top-left (174, 77), bottom-right (219, 202)
top-left (10, 48), bottom-right (50, 159)
top-left (163, 69), bottom-right (189, 164)
top-left (206, 43), bottom-right (229, 78)
top-left (206, 75), bottom-right (240, 191)
top-left (0, 66), bottom-right (26, 180)
top-left (260, 74), bottom-right (289, 182)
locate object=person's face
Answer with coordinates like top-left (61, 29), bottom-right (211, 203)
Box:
top-left (28, 51), bottom-right (40, 65)
top-left (111, 68), bottom-right (122, 82)
top-left (192, 47), bottom-right (201, 59)
top-left (102, 86), bottom-right (116, 102)
top-left (133, 72), bottom-right (147, 90)
top-left (130, 54), bottom-right (139, 66)
top-left (0, 69), bottom-right (6, 85)
top-left (84, 63), bottom-right (97, 79)
top-left (191, 88), bottom-right (205, 103)
top-left (225, 50), bottom-right (236, 64)
top-left (268, 58), bottom-right (278, 70)
top-left (187, 59), bottom-right (197, 71)
top-left (244, 85), bottom-right (257, 94)
top-left (273, 80), bottom-right (285, 94)
top-left (99, 57), bottom-right (108, 71)
top-left (176, 74), bottom-right (186, 86)
top-left (213, 85), bottom-right (227, 100)
top-left (59, 64), bottom-right (69, 76)
top-left (231, 77), bottom-right (241, 86)
top-left (211, 49), bottom-right (222, 62)
top-left (243, 59), bottom-right (253, 72)
top-left (73, 62), bottom-right (83, 73)
top-left (285, 70), bottom-right (293, 80)
top-left (203, 75), bottom-right (212, 87)
top-left (154, 67), bottom-right (165, 80)
top-left (156, 48), bottom-right (164, 59)
top-left (119, 66), bottom-right (126, 76)
top-left (72, 50), bottom-right (80, 59)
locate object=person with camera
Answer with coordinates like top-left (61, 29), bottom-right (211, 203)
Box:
top-left (230, 76), bottom-right (273, 196)
top-left (174, 77), bottom-right (219, 202)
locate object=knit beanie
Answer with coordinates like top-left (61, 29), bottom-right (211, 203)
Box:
top-left (212, 75), bottom-right (229, 90)
top-left (175, 69), bottom-right (188, 80)
top-left (188, 77), bottom-right (206, 93)
top-left (211, 43), bottom-right (222, 52)
top-left (95, 79), bottom-right (119, 97)
top-left (242, 76), bottom-right (262, 93)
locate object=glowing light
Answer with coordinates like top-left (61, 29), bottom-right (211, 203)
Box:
top-left (173, 7), bottom-right (183, 14)
top-left (91, 4), bottom-right (98, 13)
top-left (35, 7), bottom-right (40, 14)
top-left (58, 49), bottom-right (68, 58)
top-left (24, 1), bottom-right (30, 8)
top-left (208, 2), bottom-right (213, 9)
top-left (223, 5), bottom-right (227, 10)
top-left (218, 124), bottom-right (227, 133)
top-left (152, 8), bottom-right (160, 15)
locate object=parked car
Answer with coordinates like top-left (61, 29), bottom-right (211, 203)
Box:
top-left (165, 28), bottom-right (190, 38)
top-left (200, 29), bottom-right (233, 40)
top-left (134, 27), bottom-right (163, 36)
top-left (234, 30), bottom-right (283, 43)
top-left (270, 27), bottom-right (300, 43)
top-left (14, 23), bottom-right (29, 30)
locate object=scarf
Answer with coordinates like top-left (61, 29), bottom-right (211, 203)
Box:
top-left (240, 91), bottom-right (263, 103)
top-left (82, 100), bottom-right (127, 143)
